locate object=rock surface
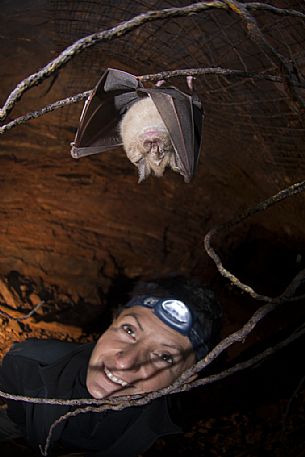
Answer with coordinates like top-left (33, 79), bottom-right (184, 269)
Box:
top-left (1, 0), bottom-right (305, 303)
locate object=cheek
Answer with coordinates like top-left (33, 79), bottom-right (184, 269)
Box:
top-left (154, 373), bottom-right (176, 392)
top-left (89, 331), bottom-right (115, 363)
top-left (142, 366), bottom-right (177, 392)
top-left (153, 359), bottom-right (192, 389)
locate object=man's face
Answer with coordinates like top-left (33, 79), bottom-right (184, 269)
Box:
top-left (86, 306), bottom-right (196, 399)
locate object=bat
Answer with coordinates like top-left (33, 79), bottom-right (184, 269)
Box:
top-left (71, 68), bottom-right (204, 183)
top-left (119, 96), bottom-right (178, 182)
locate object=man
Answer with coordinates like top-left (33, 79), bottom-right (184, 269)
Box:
top-left (0, 276), bottom-right (221, 456)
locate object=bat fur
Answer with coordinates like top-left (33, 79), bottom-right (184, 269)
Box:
top-left (119, 96), bottom-right (181, 183)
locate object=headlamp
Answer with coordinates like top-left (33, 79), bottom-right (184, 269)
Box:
top-left (124, 295), bottom-right (208, 360)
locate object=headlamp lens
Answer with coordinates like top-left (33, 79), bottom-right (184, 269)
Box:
top-left (161, 299), bottom-right (190, 325)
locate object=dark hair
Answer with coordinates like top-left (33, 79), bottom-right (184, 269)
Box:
top-left (127, 275), bottom-right (222, 355)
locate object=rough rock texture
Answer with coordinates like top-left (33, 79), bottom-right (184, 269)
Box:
top-left (1, 0), bottom-right (305, 304)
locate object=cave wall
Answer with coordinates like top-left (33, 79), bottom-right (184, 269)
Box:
top-left (1, 0), bottom-right (305, 306)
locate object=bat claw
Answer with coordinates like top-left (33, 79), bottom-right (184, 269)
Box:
top-left (186, 76), bottom-right (194, 92)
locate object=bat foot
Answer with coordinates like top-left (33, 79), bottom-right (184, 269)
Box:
top-left (155, 79), bottom-right (166, 87)
top-left (186, 76), bottom-right (194, 92)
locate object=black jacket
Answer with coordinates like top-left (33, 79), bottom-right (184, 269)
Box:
top-left (0, 339), bottom-right (180, 456)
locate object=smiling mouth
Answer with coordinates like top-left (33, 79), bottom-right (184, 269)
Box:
top-left (104, 367), bottom-right (128, 387)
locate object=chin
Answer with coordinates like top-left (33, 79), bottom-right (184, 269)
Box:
top-left (87, 374), bottom-right (127, 399)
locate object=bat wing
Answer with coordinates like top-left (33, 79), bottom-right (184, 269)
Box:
top-left (145, 87), bottom-right (203, 182)
top-left (71, 68), bottom-right (142, 159)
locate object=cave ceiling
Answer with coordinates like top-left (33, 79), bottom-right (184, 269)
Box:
top-left (0, 0), bottom-right (305, 308)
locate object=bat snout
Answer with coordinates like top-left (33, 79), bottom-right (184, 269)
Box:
top-left (141, 128), bottom-right (169, 154)
top-left (142, 137), bottom-right (164, 158)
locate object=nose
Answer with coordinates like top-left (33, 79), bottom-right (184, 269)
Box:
top-left (143, 138), bottom-right (162, 156)
top-left (114, 345), bottom-right (154, 380)
top-left (141, 131), bottom-right (164, 157)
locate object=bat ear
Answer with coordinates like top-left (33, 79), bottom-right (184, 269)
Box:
top-left (71, 68), bottom-right (142, 159)
top-left (148, 87), bottom-right (203, 182)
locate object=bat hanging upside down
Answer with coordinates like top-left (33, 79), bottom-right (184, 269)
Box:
top-left (119, 96), bottom-right (180, 183)
top-left (71, 68), bottom-right (204, 183)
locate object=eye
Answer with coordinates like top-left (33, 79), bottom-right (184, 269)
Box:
top-left (121, 324), bottom-right (136, 339)
top-left (158, 353), bottom-right (174, 365)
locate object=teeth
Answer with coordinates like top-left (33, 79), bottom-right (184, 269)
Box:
top-left (104, 367), bottom-right (128, 387)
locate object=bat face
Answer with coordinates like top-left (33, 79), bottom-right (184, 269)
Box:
top-left (119, 96), bottom-right (179, 183)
